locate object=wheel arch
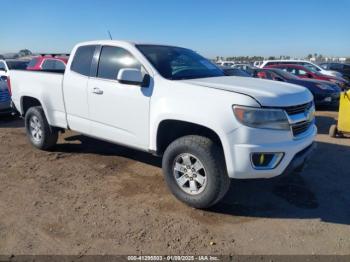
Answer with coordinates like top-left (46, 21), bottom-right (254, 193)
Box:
top-left (21, 96), bottom-right (42, 116)
top-left (155, 119), bottom-right (224, 155)
top-left (20, 96), bottom-right (53, 125)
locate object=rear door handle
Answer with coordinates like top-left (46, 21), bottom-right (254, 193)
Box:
top-left (92, 87), bottom-right (104, 95)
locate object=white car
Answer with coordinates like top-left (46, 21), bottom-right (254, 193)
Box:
top-left (259, 60), bottom-right (342, 78)
top-left (10, 40), bottom-right (316, 208)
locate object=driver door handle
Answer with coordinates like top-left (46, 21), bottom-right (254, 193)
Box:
top-left (92, 87), bottom-right (104, 95)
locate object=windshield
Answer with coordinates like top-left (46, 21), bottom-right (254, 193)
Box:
top-left (269, 69), bottom-right (299, 80)
top-left (6, 61), bottom-right (29, 70)
top-left (303, 64), bottom-right (323, 76)
top-left (136, 45), bottom-right (225, 80)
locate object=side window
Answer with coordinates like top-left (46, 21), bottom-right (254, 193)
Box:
top-left (27, 58), bottom-right (39, 68)
top-left (42, 59), bottom-right (56, 70)
top-left (97, 46), bottom-right (141, 80)
top-left (330, 63), bottom-right (342, 70)
top-left (286, 68), bottom-right (296, 75)
top-left (55, 60), bottom-right (66, 70)
top-left (71, 45), bottom-right (97, 76)
top-left (298, 69), bottom-right (308, 76)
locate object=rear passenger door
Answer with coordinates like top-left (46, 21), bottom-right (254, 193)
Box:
top-left (63, 45), bottom-right (98, 134)
top-left (87, 45), bottom-right (151, 150)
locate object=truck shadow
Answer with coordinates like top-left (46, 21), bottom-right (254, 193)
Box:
top-left (0, 115), bottom-right (24, 128)
top-left (56, 134), bottom-right (350, 225)
top-left (315, 114), bottom-right (337, 135)
top-left (210, 141), bottom-right (350, 225)
top-left (316, 115), bottom-right (336, 135)
top-left (55, 134), bottom-right (162, 167)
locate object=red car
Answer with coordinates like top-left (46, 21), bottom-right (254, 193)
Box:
top-left (26, 55), bottom-right (69, 71)
top-left (265, 64), bottom-right (348, 88)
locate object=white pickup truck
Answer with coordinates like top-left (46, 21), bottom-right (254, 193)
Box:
top-left (10, 40), bottom-right (316, 208)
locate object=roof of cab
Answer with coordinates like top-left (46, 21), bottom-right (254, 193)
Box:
top-left (75, 40), bottom-right (185, 49)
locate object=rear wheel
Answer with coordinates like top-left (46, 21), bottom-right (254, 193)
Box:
top-left (25, 106), bottom-right (58, 150)
top-left (162, 135), bottom-right (230, 209)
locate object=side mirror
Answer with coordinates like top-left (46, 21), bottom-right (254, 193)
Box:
top-left (307, 73), bottom-right (313, 78)
top-left (117, 68), bottom-right (143, 85)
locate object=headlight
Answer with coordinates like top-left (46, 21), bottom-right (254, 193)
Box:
top-left (316, 83), bottom-right (335, 91)
top-left (233, 106), bottom-right (290, 130)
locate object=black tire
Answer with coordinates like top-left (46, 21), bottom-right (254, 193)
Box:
top-left (162, 135), bottom-right (230, 209)
top-left (329, 124), bottom-right (338, 138)
top-left (25, 106), bottom-right (58, 150)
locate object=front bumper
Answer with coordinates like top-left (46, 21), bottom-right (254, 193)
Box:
top-left (282, 142), bottom-right (316, 176)
top-left (224, 124), bottom-right (317, 179)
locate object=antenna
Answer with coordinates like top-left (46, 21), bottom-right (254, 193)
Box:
top-left (107, 30), bottom-right (113, 40)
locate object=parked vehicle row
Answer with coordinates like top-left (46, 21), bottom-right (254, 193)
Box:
top-left (219, 61), bottom-right (345, 106)
top-left (26, 54), bottom-right (68, 71)
top-left (0, 55), bottom-right (69, 76)
top-left (253, 68), bottom-right (341, 106)
top-left (259, 60), bottom-right (343, 78)
top-left (0, 59), bottom-right (30, 78)
top-left (9, 40), bottom-right (316, 209)
top-left (320, 63), bottom-right (350, 81)
top-left (0, 55), bottom-right (69, 115)
top-left (265, 64), bottom-right (348, 89)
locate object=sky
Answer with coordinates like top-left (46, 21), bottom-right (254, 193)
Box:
top-left (1, 0), bottom-right (350, 58)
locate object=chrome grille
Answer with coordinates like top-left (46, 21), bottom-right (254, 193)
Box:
top-left (283, 102), bottom-right (313, 115)
top-left (291, 121), bottom-right (312, 137)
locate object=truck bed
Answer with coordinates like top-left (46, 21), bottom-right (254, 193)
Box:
top-left (10, 70), bottom-right (68, 128)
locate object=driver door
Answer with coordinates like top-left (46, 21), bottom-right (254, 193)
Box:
top-left (87, 45), bottom-right (151, 150)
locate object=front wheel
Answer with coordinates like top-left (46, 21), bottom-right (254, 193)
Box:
top-left (162, 135), bottom-right (230, 209)
top-left (25, 106), bottom-right (58, 150)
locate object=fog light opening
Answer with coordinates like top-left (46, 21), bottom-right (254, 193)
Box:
top-left (251, 152), bottom-right (284, 170)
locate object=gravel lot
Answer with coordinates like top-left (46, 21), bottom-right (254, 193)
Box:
top-left (0, 109), bottom-right (349, 255)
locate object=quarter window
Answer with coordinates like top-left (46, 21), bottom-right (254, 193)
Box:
top-left (97, 46), bottom-right (141, 80)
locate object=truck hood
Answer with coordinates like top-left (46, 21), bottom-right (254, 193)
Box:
top-left (183, 76), bottom-right (313, 107)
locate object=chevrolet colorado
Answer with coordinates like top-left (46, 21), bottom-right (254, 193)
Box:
top-left (10, 40), bottom-right (316, 208)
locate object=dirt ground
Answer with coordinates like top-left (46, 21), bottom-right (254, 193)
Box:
top-left (0, 109), bottom-right (349, 255)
